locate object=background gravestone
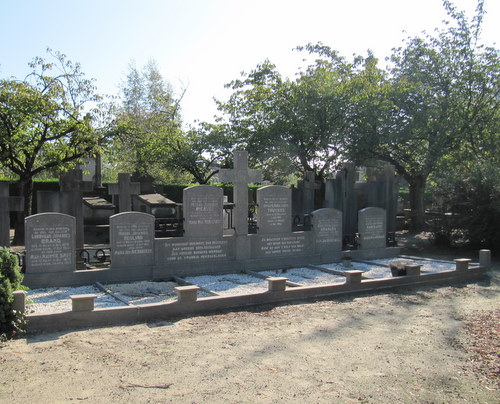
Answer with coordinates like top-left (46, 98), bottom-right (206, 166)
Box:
top-left (110, 212), bottom-right (155, 269)
top-left (0, 182), bottom-right (24, 247)
top-left (257, 185), bottom-right (291, 234)
top-left (358, 207), bottom-right (387, 250)
top-left (25, 213), bottom-right (76, 273)
top-left (183, 185), bottom-right (223, 238)
top-left (311, 208), bottom-right (342, 253)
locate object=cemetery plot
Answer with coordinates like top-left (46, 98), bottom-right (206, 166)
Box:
top-left (102, 280), bottom-right (210, 305)
top-left (184, 273), bottom-right (268, 296)
top-left (260, 267), bottom-right (345, 286)
top-left (371, 257), bottom-right (479, 273)
top-left (27, 286), bottom-right (118, 313)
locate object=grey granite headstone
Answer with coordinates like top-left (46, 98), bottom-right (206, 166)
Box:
top-left (110, 212), bottom-right (155, 269)
top-left (358, 207), bottom-right (387, 250)
top-left (311, 208), bottom-right (342, 253)
top-left (25, 213), bottom-right (76, 273)
top-left (183, 185), bottom-right (223, 238)
top-left (257, 185), bottom-right (291, 234)
top-left (0, 182), bottom-right (24, 247)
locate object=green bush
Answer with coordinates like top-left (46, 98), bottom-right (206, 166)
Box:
top-left (431, 164), bottom-right (500, 251)
top-left (0, 247), bottom-right (24, 340)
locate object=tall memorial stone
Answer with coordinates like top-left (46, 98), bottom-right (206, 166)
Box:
top-left (25, 213), bottom-right (76, 273)
top-left (0, 182), bottom-right (24, 247)
top-left (183, 185), bottom-right (223, 238)
top-left (358, 207), bottom-right (387, 250)
top-left (107, 173), bottom-right (140, 213)
top-left (110, 212), bottom-right (155, 269)
top-left (257, 186), bottom-right (291, 234)
top-left (218, 151), bottom-right (262, 260)
top-left (311, 208), bottom-right (342, 253)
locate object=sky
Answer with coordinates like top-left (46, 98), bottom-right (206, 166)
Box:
top-left (1, 0), bottom-right (498, 126)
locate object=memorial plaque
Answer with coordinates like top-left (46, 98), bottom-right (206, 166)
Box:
top-left (257, 186), bottom-right (291, 234)
top-left (183, 185), bottom-right (223, 237)
top-left (311, 208), bottom-right (342, 253)
top-left (156, 236), bottom-right (235, 264)
top-left (110, 212), bottom-right (155, 268)
top-left (251, 233), bottom-right (310, 258)
top-left (25, 213), bottom-right (75, 273)
top-left (358, 207), bottom-right (387, 250)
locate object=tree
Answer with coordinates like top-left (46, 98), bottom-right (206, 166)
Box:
top-left (164, 121), bottom-right (235, 184)
top-left (216, 47), bottom-right (374, 183)
top-left (348, 0), bottom-right (499, 230)
top-left (0, 49), bottom-right (108, 243)
top-left (108, 60), bottom-right (186, 183)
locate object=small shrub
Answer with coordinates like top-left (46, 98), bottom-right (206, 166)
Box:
top-left (0, 247), bottom-right (24, 340)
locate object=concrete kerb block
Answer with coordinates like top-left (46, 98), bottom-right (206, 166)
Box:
top-left (70, 294), bottom-right (97, 311)
top-left (405, 264), bottom-right (421, 277)
top-left (12, 290), bottom-right (27, 312)
top-left (479, 249), bottom-right (491, 269)
top-left (345, 270), bottom-right (363, 284)
top-left (267, 277), bottom-right (287, 292)
top-left (454, 258), bottom-right (472, 271)
top-left (175, 285), bottom-right (200, 303)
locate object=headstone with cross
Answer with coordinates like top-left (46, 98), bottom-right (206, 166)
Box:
top-left (107, 173), bottom-right (141, 213)
top-left (0, 183), bottom-right (24, 247)
top-left (218, 151), bottom-right (262, 259)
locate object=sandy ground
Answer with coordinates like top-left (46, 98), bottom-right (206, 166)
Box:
top-left (1, 234), bottom-right (498, 403)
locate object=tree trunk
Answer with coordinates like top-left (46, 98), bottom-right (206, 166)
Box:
top-left (408, 175), bottom-right (427, 232)
top-left (12, 176), bottom-right (33, 245)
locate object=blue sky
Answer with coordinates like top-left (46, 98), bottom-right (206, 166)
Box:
top-left (1, 0), bottom-right (498, 125)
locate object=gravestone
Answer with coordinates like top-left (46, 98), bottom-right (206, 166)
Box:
top-left (107, 173), bottom-right (140, 212)
top-left (358, 207), bottom-right (387, 250)
top-left (257, 185), bottom-right (291, 234)
top-left (0, 183), bottom-right (24, 247)
top-left (25, 213), bottom-right (76, 273)
top-left (218, 151), bottom-right (262, 260)
top-left (311, 208), bottom-right (342, 253)
top-left (110, 212), bottom-right (155, 269)
top-left (183, 185), bottom-right (223, 238)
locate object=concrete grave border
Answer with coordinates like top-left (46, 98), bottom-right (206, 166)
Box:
top-left (21, 250), bottom-right (491, 333)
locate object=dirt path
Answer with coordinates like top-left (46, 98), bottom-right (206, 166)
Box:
top-left (1, 268), bottom-right (498, 403)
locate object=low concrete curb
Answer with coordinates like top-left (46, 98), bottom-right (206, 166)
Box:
top-left (25, 265), bottom-right (488, 333)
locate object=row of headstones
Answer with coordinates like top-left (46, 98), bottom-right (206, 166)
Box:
top-left (24, 204), bottom-right (387, 274)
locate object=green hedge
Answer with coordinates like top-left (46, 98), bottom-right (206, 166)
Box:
top-left (0, 248), bottom-right (24, 340)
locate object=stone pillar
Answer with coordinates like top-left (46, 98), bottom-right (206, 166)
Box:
top-left (479, 249), bottom-right (491, 269)
top-left (454, 258), bottom-right (472, 271)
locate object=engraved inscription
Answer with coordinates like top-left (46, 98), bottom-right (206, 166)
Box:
top-left (363, 216), bottom-right (385, 240)
top-left (28, 225), bottom-right (73, 267)
top-left (186, 196), bottom-right (222, 227)
top-left (261, 195), bottom-right (289, 228)
top-left (164, 240), bottom-right (229, 262)
top-left (260, 235), bottom-right (306, 256)
top-left (113, 222), bottom-right (153, 256)
top-left (316, 216), bottom-right (342, 244)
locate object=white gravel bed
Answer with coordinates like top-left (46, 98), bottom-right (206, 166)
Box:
top-left (371, 258), bottom-right (467, 273)
top-left (184, 273), bottom-right (268, 296)
top-left (103, 281), bottom-right (185, 305)
top-left (259, 267), bottom-right (345, 286)
top-left (27, 286), bottom-right (122, 314)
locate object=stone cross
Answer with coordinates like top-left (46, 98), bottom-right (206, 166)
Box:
top-left (107, 173), bottom-right (140, 212)
top-left (0, 183), bottom-right (24, 247)
top-left (218, 151), bottom-right (262, 260)
top-left (218, 151), bottom-right (262, 236)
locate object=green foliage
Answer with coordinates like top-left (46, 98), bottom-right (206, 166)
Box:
top-left (108, 60), bottom-right (186, 183)
top-left (430, 164), bottom-right (500, 250)
top-left (0, 248), bottom-right (24, 340)
top-left (0, 48), bottom-right (111, 242)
